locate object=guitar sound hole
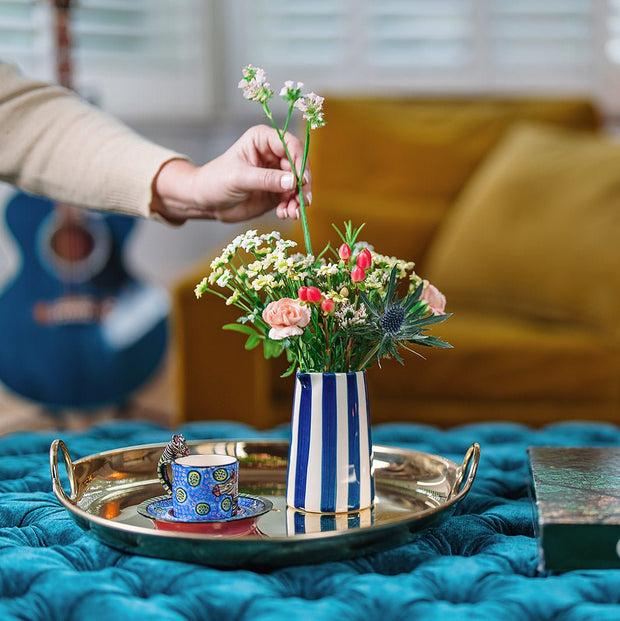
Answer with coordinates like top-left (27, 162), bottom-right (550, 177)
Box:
top-left (50, 224), bottom-right (95, 262)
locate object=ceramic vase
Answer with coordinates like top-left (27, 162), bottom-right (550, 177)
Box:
top-left (286, 371), bottom-right (374, 513)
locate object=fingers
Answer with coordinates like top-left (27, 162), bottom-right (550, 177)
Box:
top-left (245, 125), bottom-right (311, 184)
top-left (276, 197), bottom-right (299, 220)
top-left (253, 124), bottom-right (305, 168)
top-left (275, 189), bottom-right (312, 220)
top-left (236, 164), bottom-right (311, 219)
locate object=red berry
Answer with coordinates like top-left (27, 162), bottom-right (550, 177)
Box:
top-left (351, 266), bottom-right (365, 282)
top-left (298, 286), bottom-right (309, 301)
top-left (306, 286), bottom-right (322, 303)
top-left (338, 243), bottom-right (352, 261)
top-left (321, 298), bottom-right (335, 314)
top-left (356, 249), bottom-right (372, 269)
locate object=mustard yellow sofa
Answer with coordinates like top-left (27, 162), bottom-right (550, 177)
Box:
top-left (172, 97), bottom-right (620, 428)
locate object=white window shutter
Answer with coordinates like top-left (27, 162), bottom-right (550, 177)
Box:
top-left (603, 0), bottom-right (620, 113)
top-left (224, 0), bottom-right (354, 110)
top-left (488, 1), bottom-right (594, 89)
top-left (366, 0), bottom-right (476, 69)
top-left (224, 0), bottom-right (620, 114)
top-left (0, 0), bottom-right (212, 122)
top-left (0, 1), bottom-right (49, 78)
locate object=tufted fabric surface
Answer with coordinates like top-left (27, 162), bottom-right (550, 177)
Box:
top-left (0, 420), bottom-right (619, 621)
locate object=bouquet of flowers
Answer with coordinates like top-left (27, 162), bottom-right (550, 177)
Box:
top-left (195, 65), bottom-right (451, 376)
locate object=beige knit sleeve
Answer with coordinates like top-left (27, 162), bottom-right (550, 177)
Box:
top-left (0, 62), bottom-right (189, 219)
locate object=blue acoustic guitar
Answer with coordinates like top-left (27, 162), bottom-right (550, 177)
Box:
top-left (0, 195), bottom-right (169, 409)
top-left (0, 0), bottom-right (169, 409)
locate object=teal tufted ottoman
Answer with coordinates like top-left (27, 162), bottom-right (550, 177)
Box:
top-left (1, 420), bottom-right (619, 620)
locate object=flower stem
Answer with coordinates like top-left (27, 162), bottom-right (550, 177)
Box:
top-left (262, 103), bottom-right (300, 185)
top-left (262, 103), bottom-right (314, 256)
top-left (344, 338), bottom-right (354, 371)
top-left (321, 313), bottom-right (331, 371)
top-left (357, 341), bottom-right (381, 371)
top-left (283, 102), bottom-right (294, 134)
top-left (297, 123), bottom-right (313, 256)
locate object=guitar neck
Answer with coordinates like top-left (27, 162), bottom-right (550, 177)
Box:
top-left (53, 0), bottom-right (74, 91)
top-left (52, 0), bottom-right (77, 221)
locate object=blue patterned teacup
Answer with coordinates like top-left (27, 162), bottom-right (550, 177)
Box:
top-left (157, 454), bottom-right (239, 521)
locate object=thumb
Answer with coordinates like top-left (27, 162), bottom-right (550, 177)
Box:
top-left (239, 167), bottom-right (296, 194)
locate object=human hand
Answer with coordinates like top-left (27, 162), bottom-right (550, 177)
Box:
top-left (151, 125), bottom-right (311, 224)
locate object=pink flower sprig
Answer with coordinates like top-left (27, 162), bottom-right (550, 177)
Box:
top-left (238, 64), bottom-right (273, 103)
top-left (280, 80), bottom-right (304, 103)
top-left (294, 92), bottom-right (326, 129)
top-left (239, 64), bottom-right (326, 257)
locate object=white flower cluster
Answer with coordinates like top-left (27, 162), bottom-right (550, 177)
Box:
top-left (334, 301), bottom-right (368, 330)
top-left (210, 230), bottom-right (295, 272)
top-left (316, 262), bottom-right (340, 277)
top-left (364, 269), bottom-right (388, 293)
top-left (194, 277), bottom-right (208, 299)
top-left (372, 252), bottom-right (416, 280)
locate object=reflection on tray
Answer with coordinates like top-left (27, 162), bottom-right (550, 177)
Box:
top-left (286, 506), bottom-right (374, 535)
top-left (136, 493), bottom-right (272, 537)
top-left (153, 519), bottom-right (264, 537)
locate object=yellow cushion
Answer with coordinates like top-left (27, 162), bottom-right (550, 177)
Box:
top-left (367, 310), bottom-right (619, 402)
top-left (424, 123), bottom-right (620, 338)
top-left (311, 97), bottom-right (600, 201)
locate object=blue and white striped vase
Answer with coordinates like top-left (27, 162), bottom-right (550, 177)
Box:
top-left (286, 371), bottom-right (375, 513)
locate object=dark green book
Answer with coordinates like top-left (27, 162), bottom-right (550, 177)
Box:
top-left (528, 446), bottom-right (620, 572)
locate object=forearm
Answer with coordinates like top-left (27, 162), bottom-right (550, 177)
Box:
top-left (0, 62), bottom-right (187, 219)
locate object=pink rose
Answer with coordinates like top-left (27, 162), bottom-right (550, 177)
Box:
top-left (262, 298), bottom-right (311, 340)
top-left (422, 280), bottom-right (446, 316)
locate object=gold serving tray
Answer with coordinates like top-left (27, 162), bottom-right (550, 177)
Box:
top-left (50, 439), bottom-right (480, 569)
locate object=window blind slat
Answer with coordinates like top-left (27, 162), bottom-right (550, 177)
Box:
top-left (0, 0), bottom-right (210, 121)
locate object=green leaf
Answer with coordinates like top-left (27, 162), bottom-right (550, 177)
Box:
top-left (317, 243), bottom-right (332, 261)
top-left (410, 335), bottom-right (453, 348)
top-left (280, 361), bottom-right (297, 378)
top-left (263, 339), bottom-right (284, 359)
top-left (331, 222), bottom-right (347, 244)
top-left (350, 222), bottom-right (366, 245)
top-left (403, 282), bottom-right (424, 311)
top-left (223, 323), bottom-right (259, 336)
top-left (385, 266), bottom-right (399, 304)
top-left (406, 312), bottom-right (452, 331)
top-left (357, 289), bottom-right (376, 318)
top-left (244, 334), bottom-right (261, 350)
top-left (391, 348), bottom-right (405, 365)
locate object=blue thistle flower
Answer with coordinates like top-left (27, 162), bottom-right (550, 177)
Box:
top-left (353, 267), bottom-right (452, 369)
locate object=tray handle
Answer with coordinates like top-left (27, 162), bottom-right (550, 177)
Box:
top-left (49, 439), bottom-right (78, 504)
top-left (452, 442), bottom-right (480, 498)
